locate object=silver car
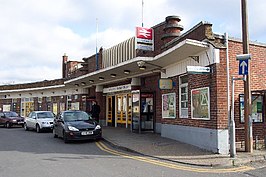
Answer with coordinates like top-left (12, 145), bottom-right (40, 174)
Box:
top-left (24, 111), bottom-right (55, 133)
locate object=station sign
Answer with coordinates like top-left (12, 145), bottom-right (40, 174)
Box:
top-left (186, 66), bottom-right (211, 74)
top-left (136, 27), bottom-right (154, 51)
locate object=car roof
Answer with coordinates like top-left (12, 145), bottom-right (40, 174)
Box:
top-left (63, 110), bottom-right (84, 113)
top-left (32, 111), bottom-right (53, 113)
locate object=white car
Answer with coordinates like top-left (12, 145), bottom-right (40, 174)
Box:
top-left (24, 111), bottom-right (55, 133)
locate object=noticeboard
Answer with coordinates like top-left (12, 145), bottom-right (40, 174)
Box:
top-left (159, 79), bottom-right (173, 89)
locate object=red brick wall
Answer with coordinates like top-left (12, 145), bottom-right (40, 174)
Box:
top-left (159, 68), bottom-right (226, 130)
top-left (228, 40), bottom-right (266, 141)
top-left (140, 74), bottom-right (161, 124)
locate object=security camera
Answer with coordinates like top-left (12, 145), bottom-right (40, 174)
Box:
top-left (137, 61), bottom-right (145, 67)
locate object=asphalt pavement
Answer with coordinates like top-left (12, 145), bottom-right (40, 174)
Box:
top-left (102, 126), bottom-right (266, 167)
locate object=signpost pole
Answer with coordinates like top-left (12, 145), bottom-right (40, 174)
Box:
top-left (230, 77), bottom-right (236, 158)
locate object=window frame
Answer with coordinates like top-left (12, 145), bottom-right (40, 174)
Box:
top-left (179, 75), bottom-right (188, 118)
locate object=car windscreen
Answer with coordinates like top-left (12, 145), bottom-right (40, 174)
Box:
top-left (63, 112), bottom-right (92, 122)
top-left (37, 112), bottom-right (54, 119)
top-left (4, 112), bottom-right (19, 117)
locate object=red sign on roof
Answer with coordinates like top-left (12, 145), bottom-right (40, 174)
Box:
top-left (136, 27), bottom-right (154, 51)
top-left (136, 27), bottom-right (153, 40)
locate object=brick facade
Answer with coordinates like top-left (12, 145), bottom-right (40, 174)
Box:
top-left (228, 40), bottom-right (266, 142)
top-left (1, 15), bottom-right (266, 153)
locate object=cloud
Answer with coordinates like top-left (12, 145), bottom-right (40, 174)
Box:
top-left (0, 0), bottom-right (265, 84)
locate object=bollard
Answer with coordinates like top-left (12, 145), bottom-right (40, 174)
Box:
top-left (265, 136), bottom-right (266, 149)
top-left (255, 136), bottom-right (258, 150)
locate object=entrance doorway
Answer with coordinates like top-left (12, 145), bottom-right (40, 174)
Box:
top-left (132, 91), bottom-right (155, 132)
top-left (106, 94), bottom-right (132, 128)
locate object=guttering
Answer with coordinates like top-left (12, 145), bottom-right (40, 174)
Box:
top-left (0, 84), bottom-right (65, 93)
top-left (154, 39), bottom-right (209, 60)
top-left (64, 56), bottom-right (154, 84)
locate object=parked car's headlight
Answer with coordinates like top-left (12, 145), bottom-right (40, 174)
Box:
top-left (12, 120), bottom-right (17, 122)
top-left (41, 122), bottom-right (49, 124)
top-left (68, 126), bottom-right (79, 131)
top-left (95, 125), bottom-right (101, 130)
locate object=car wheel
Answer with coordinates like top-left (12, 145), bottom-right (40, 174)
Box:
top-left (63, 131), bottom-right (69, 143)
top-left (53, 129), bottom-right (58, 138)
top-left (24, 123), bottom-right (28, 131)
top-left (36, 124), bottom-right (41, 133)
top-left (6, 122), bottom-right (11, 128)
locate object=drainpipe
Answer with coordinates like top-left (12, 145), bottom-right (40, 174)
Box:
top-left (225, 33), bottom-right (231, 154)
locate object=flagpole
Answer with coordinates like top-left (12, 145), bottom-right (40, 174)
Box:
top-left (96, 18), bottom-right (99, 70)
top-left (142, 0), bottom-right (144, 27)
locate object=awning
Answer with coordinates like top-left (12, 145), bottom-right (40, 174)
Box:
top-left (64, 39), bottom-right (209, 87)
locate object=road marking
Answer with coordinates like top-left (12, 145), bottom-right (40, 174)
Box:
top-left (96, 141), bottom-right (254, 173)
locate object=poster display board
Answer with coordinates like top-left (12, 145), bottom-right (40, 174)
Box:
top-left (240, 94), bottom-right (263, 123)
top-left (191, 87), bottom-right (210, 120)
top-left (162, 93), bottom-right (176, 118)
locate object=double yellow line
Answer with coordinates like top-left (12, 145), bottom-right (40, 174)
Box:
top-left (96, 141), bottom-right (254, 173)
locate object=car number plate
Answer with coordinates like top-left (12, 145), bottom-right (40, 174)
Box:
top-left (81, 131), bottom-right (93, 135)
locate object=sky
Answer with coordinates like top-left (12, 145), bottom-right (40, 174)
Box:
top-left (0, 0), bottom-right (265, 85)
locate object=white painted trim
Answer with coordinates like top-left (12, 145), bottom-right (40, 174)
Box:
top-left (179, 75), bottom-right (188, 118)
top-left (0, 84), bottom-right (65, 93)
top-left (65, 39), bottom-right (209, 85)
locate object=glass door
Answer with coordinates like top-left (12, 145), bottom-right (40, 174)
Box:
top-left (140, 93), bottom-right (154, 131)
top-left (127, 94), bottom-right (132, 125)
top-left (107, 96), bottom-right (112, 125)
top-left (131, 90), bottom-right (140, 132)
top-left (116, 95), bottom-right (123, 124)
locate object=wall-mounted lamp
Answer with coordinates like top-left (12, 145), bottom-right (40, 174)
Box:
top-left (75, 84), bottom-right (79, 87)
top-left (99, 77), bottom-right (104, 81)
top-left (52, 91), bottom-right (55, 94)
top-left (81, 82), bottom-right (86, 86)
top-left (124, 70), bottom-right (130, 74)
top-left (76, 89), bottom-right (78, 92)
top-left (137, 60), bottom-right (166, 73)
top-left (19, 94), bottom-right (21, 96)
top-left (111, 74), bottom-right (117, 78)
top-left (139, 66), bottom-right (146, 70)
top-left (89, 80), bottom-right (94, 83)
top-left (29, 93), bottom-right (32, 95)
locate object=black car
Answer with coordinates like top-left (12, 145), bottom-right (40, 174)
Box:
top-left (53, 110), bottom-right (102, 143)
top-left (0, 111), bottom-right (24, 128)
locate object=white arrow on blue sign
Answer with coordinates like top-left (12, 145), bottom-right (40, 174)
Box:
top-left (239, 59), bottom-right (248, 75)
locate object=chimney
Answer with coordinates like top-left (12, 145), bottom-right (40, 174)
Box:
top-left (62, 53), bottom-right (68, 78)
top-left (161, 15), bottom-right (184, 44)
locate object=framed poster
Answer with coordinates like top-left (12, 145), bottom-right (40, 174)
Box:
top-left (191, 87), bottom-right (210, 120)
top-left (240, 94), bottom-right (263, 123)
top-left (162, 93), bottom-right (176, 118)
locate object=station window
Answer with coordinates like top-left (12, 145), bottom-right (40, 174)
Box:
top-left (179, 75), bottom-right (188, 118)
